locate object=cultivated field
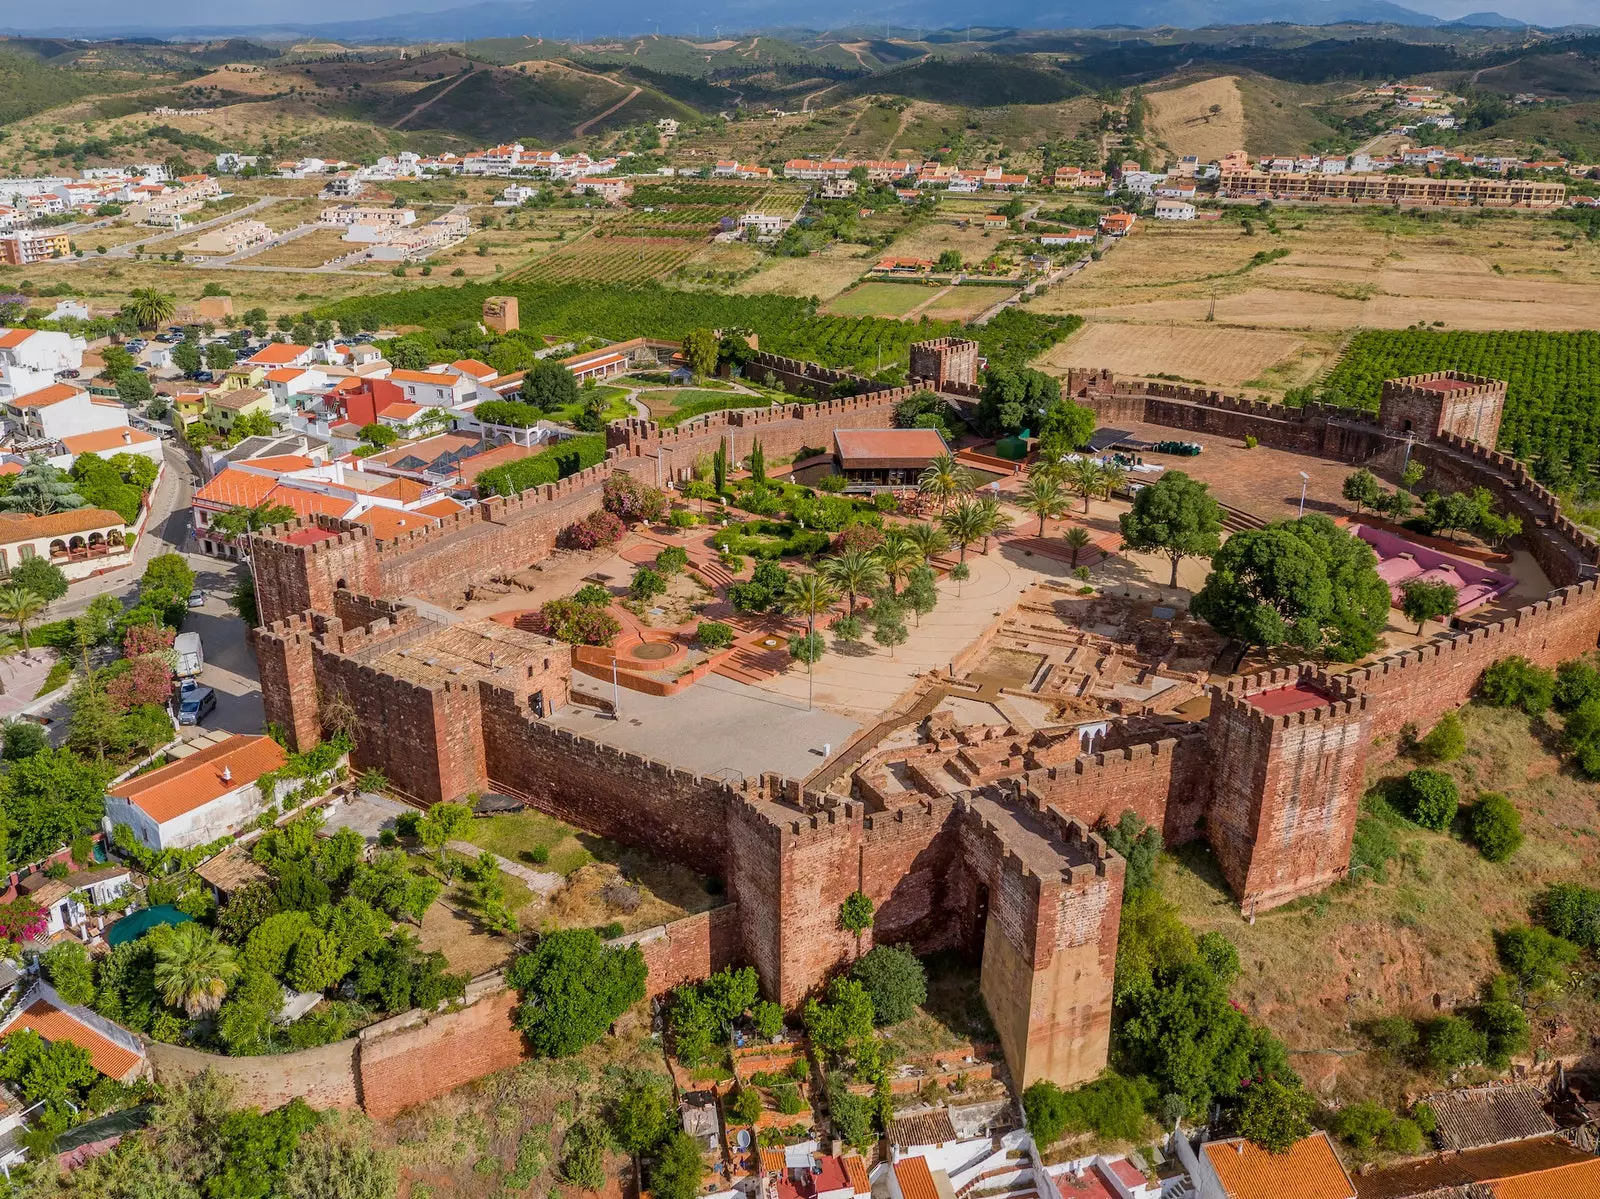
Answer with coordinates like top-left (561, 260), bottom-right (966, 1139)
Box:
top-left (511, 235), bottom-right (703, 284)
top-left (823, 280), bottom-right (941, 317)
top-left (735, 242), bottom-right (871, 299)
top-left (1144, 75), bottom-right (1247, 165)
top-left (1040, 321), bottom-right (1330, 389)
top-left (924, 285), bottom-right (1010, 321)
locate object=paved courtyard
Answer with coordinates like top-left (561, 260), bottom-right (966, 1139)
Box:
top-left (548, 670), bottom-right (859, 784)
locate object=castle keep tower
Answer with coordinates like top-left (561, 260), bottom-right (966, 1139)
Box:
top-left (1204, 672), bottom-right (1369, 914)
top-left (1379, 371), bottom-right (1506, 448)
top-left (909, 337), bottom-right (980, 391)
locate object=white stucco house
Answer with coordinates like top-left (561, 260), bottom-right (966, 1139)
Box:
top-left (0, 328), bottom-right (86, 374)
top-left (104, 734), bottom-right (289, 851)
top-left (5, 382), bottom-right (132, 443)
top-left (18, 864), bottom-right (133, 936)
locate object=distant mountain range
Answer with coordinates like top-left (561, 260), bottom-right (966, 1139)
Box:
top-left (0, 0), bottom-right (1559, 41)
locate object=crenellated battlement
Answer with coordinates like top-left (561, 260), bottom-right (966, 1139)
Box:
top-left (1210, 682), bottom-right (1368, 735)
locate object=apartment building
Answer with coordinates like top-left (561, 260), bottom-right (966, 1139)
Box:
top-left (1218, 169), bottom-right (1567, 208)
top-left (0, 230), bottom-right (70, 265)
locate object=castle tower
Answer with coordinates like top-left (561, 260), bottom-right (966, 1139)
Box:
top-left (251, 521), bottom-right (380, 627)
top-left (1378, 371), bottom-right (1506, 448)
top-left (1204, 672), bottom-right (1369, 914)
top-left (909, 337), bottom-right (980, 391)
top-left (482, 295), bottom-right (519, 333)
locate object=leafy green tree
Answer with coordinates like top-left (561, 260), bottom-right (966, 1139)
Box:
top-left (42, 941), bottom-right (95, 1006)
top-left (752, 999), bottom-right (784, 1040)
top-left (849, 944), bottom-right (926, 1025)
top-left (1422, 1015), bottom-right (1487, 1073)
top-left (1193, 515), bottom-right (1389, 660)
top-left (828, 1072), bottom-right (873, 1145)
top-left (1480, 656), bottom-right (1555, 715)
top-left (1556, 658), bottom-right (1600, 713)
top-left (416, 802), bottom-right (471, 873)
top-left (1495, 925), bottom-right (1579, 987)
top-left (1341, 469), bottom-right (1384, 514)
top-left (838, 890), bottom-right (874, 934)
top-left (155, 922), bottom-right (241, 1017)
top-left (610, 1081), bottom-right (670, 1155)
top-left (1403, 768), bottom-right (1458, 830)
top-left (173, 340), bottom-right (203, 376)
top-left (0, 746), bottom-right (111, 862)
top-left (1540, 882), bottom-right (1600, 948)
top-left (208, 1097), bottom-right (320, 1199)
top-left (506, 929), bottom-right (647, 1056)
top-left (1418, 711), bottom-right (1465, 762)
top-left (0, 1028), bottom-right (97, 1114)
top-left (1, 719), bottom-right (48, 761)
top-left (521, 359), bottom-right (580, 412)
top-left (803, 976), bottom-right (877, 1070)
top-left (1023, 1073), bottom-right (1153, 1148)
top-left (10, 556), bottom-right (68, 603)
top-left (217, 966), bottom-right (285, 1056)
top-left (1118, 471), bottom-right (1223, 588)
top-left (1237, 1077), bottom-right (1314, 1154)
top-left (1099, 810), bottom-right (1161, 896)
top-left (630, 567), bottom-right (667, 603)
top-left (1469, 792), bottom-right (1523, 862)
top-left (650, 1131), bottom-right (705, 1199)
top-left (1401, 578), bottom-right (1458, 635)
top-left (351, 852), bottom-right (439, 924)
top-left (1, 457), bottom-right (85, 516)
top-left (975, 365), bottom-right (1059, 435)
top-left (1035, 400), bottom-right (1097, 467)
top-left (212, 501), bottom-right (296, 539)
top-left (682, 327), bottom-right (720, 378)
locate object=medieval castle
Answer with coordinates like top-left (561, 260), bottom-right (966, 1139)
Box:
top-left (247, 343), bottom-right (1600, 1101)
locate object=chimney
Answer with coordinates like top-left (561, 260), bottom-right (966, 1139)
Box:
top-left (122, 430), bottom-right (131, 444)
top-left (221, 765), bottom-right (232, 783)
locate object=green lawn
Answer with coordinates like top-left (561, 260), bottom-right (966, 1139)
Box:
top-left (647, 389), bottom-right (772, 427)
top-left (824, 281), bottom-right (938, 318)
top-left (461, 810), bottom-right (595, 876)
top-left (544, 384), bottom-right (635, 427)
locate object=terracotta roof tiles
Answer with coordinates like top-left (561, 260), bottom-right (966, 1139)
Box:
top-left (5, 998), bottom-right (142, 1080)
top-left (1203, 1133), bottom-right (1355, 1199)
top-left (0, 508), bottom-right (128, 541)
top-left (892, 1157), bottom-right (940, 1199)
top-left (107, 734), bottom-right (286, 825)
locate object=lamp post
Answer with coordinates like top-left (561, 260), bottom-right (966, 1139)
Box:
top-left (1298, 471), bottom-right (1309, 518)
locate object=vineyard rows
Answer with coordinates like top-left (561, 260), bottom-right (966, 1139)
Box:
top-left (1321, 330), bottom-right (1600, 465)
top-left (513, 238), bottom-right (701, 285)
top-left (313, 281), bottom-right (1078, 375)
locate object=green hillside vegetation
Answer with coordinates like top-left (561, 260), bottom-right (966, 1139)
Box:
top-left (464, 37), bottom-right (578, 66)
top-left (0, 47), bottom-right (169, 126)
top-left (842, 55), bottom-right (1085, 106)
top-left (340, 64), bottom-right (696, 143)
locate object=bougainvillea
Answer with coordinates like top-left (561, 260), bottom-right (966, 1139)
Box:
top-left (557, 510), bottom-right (626, 551)
top-left (122, 622), bottom-right (175, 660)
top-left (601, 474), bottom-right (667, 524)
top-left (0, 898), bottom-right (46, 943)
top-left (105, 656), bottom-right (175, 713)
top-left (528, 599), bottom-right (622, 646)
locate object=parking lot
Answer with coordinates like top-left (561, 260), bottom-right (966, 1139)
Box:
top-left (175, 555), bottom-right (264, 743)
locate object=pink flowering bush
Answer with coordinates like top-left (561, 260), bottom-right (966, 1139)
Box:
top-left (529, 599), bottom-right (621, 646)
top-left (558, 510), bottom-right (626, 551)
top-left (0, 898), bottom-right (45, 943)
top-left (602, 474), bottom-right (667, 524)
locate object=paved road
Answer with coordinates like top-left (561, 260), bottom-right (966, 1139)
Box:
top-left (57, 196), bottom-right (283, 262)
top-left (49, 440), bottom-right (265, 741)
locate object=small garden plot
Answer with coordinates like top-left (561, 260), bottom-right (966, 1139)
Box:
top-left (461, 808), bottom-right (595, 876)
top-left (646, 388), bottom-right (771, 427)
top-left (824, 281), bottom-right (940, 319)
top-left (625, 566), bottom-right (715, 630)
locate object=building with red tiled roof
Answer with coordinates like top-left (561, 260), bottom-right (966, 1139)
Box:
top-left (0, 508), bottom-right (131, 579)
top-left (0, 983), bottom-right (146, 1082)
top-left (833, 428), bottom-right (949, 485)
top-left (244, 343), bottom-right (315, 369)
top-left (105, 734), bottom-right (290, 851)
top-left (888, 1156), bottom-right (942, 1199)
top-left (353, 506), bottom-right (438, 541)
top-left (1200, 1132), bottom-right (1356, 1199)
top-left (60, 425), bottom-right (162, 464)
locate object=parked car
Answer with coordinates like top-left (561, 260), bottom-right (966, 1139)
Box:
top-left (188, 589), bottom-right (205, 608)
top-left (55, 368), bottom-right (80, 379)
top-left (177, 683), bottom-right (215, 726)
top-left (194, 370), bottom-right (214, 383)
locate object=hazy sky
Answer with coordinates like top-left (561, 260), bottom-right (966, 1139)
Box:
top-left (8, 0), bottom-right (1594, 32)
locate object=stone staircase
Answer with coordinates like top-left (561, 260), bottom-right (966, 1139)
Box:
top-left (1006, 535), bottom-right (1115, 568)
top-left (712, 640), bottom-right (791, 685)
top-left (1220, 503), bottom-right (1268, 534)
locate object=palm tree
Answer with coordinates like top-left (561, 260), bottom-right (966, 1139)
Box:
top-left (1063, 526), bottom-right (1093, 567)
top-left (783, 573), bottom-right (839, 711)
top-left (1029, 456), bottom-right (1065, 485)
top-left (153, 923), bottom-right (240, 1018)
top-left (905, 522), bottom-right (951, 563)
top-left (1017, 474), bottom-right (1069, 536)
top-left (875, 528), bottom-right (921, 596)
top-left (917, 453), bottom-right (973, 514)
top-left (123, 288), bottom-right (177, 332)
top-left (1100, 462), bottom-right (1128, 501)
top-left (821, 549), bottom-right (886, 614)
top-left (0, 586), bottom-right (46, 653)
top-left (1064, 458), bottom-right (1105, 514)
top-left (976, 495), bottom-right (1014, 553)
top-left (941, 500), bottom-right (987, 564)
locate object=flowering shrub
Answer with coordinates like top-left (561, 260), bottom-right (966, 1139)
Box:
top-left (558, 510), bottom-right (625, 551)
top-left (0, 898), bottom-right (45, 942)
top-left (106, 656), bottom-right (175, 713)
top-left (529, 599), bottom-right (622, 646)
top-left (601, 474), bottom-right (667, 524)
top-left (123, 622), bottom-right (174, 659)
top-left (831, 524), bottom-right (884, 554)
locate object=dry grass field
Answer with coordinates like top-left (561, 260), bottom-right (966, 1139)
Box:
top-left (236, 228), bottom-right (355, 268)
top-left (924, 286), bottom-right (1007, 321)
top-left (735, 242), bottom-right (870, 299)
top-left (822, 281), bottom-right (941, 317)
top-left (1040, 322), bottom-right (1329, 389)
top-left (1144, 76), bottom-right (1247, 165)
top-left (1024, 210), bottom-right (1600, 395)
